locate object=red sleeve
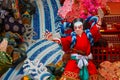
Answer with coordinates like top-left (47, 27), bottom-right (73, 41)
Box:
top-left (86, 44), bottom-right (91, 55)
top-left (60, 36), bottom-right (71, 52)
top-left (90, 25), bottom-right (101, 43)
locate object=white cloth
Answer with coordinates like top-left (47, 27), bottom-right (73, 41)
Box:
top-left (71, 53), bottom-right (93, 69)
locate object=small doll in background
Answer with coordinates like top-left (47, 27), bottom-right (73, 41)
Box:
top-left (45, 16), bottom-right (102, 80)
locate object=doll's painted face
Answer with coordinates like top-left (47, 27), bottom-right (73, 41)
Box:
top-left (74, 21), bottom-right (83, 35)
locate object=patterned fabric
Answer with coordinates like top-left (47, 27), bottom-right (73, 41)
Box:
top-left (61, 71), bottom-right (80, 80)
top-left (23, 24), bottom-right (36, 45)
top-left (1, 39), bottom-right (64, 80)
top-left (98, 61), bottom-right (120, 80)
top-left (0, 51), bottom-right (12, 70)
top-left (1, 0), bottom-right (62, 79)
top-left (31, 0), bottom-right (61, 40)
top-left (55, 16), bottom-right (63, 33)
top-left (23, 59), bottom-right (51, 80)
top-left (4, 15), bottom-right (25, 35)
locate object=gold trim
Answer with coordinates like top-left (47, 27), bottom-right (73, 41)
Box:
top-left (60, 71), bottom-right (80, 80)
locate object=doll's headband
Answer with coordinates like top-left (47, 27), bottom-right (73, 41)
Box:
top-left (74, 21), bottom-right (83, 27)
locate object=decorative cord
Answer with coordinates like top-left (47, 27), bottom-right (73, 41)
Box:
top-left (84, 29), bottom-right (94, 46)
top-left (70, 31), bottom-right (76, 48)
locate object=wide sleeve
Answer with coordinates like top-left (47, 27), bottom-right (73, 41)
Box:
top-left (86, 43), bottom-right (91, 56)
top-left (90, 24), bottom-right (101, 43)
top-left (60, 36), bottom-right (71, 52)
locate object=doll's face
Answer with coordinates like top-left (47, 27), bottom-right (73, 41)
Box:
top-left (74, 22), bottom-right (83, 35)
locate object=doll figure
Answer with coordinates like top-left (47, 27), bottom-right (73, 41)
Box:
top-left (45, 16), bottom-right (101, 80)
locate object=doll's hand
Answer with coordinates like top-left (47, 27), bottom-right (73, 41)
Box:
top-left (52, 38), bottom-right (61, 44)
top-left (44, 30), bottom-right (61, 44)
top-left (97, 7), bottom-right (104, 29)
top-left (44, 30), bottom-right (53, 40)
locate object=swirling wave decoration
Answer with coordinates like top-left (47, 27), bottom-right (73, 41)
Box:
top-left (0, 0), bottom-right (63, 80)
